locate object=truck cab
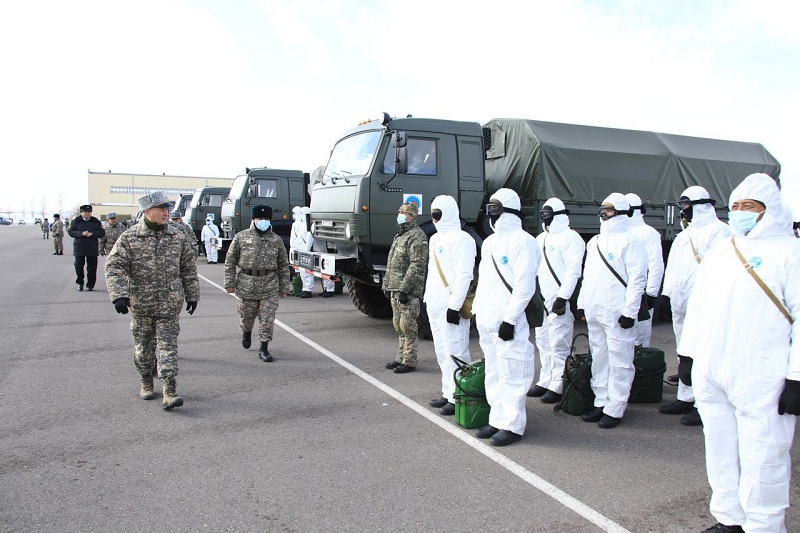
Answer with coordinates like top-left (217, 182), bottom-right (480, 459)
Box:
top-left (175, 193), bottom-right (194, 217)
top-left (184, 186), bottom-right (231, 245)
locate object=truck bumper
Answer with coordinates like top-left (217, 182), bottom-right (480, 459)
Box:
top-left (290, 249), bottom-right (348, 281)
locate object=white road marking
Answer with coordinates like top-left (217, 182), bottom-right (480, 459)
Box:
top-left (199, 273), bottom-right (631, 533)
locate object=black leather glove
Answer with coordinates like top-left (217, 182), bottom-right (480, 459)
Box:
top-left (113, 298), bottom-right (130, 315)
top-left (677, 355), bottom-right (693, 386)
top-left (575, 308), bottom-right (586, 322)
top-left (617, 315), bottom-right (635, 329)
top-left (446, 308), bottom-right (460, 325)
top-left (498, 321), bottom-right (514, 341)
top-left (552, 297), bottom-right (567, 316)
top-left (778, 379), bottom-right (800, 415)
top-left (398, 292), bottom-right (409, 304)
top-left (646, 294), bottom-right (657, 310)
top-left (186, 301), bottom-right (197, 315)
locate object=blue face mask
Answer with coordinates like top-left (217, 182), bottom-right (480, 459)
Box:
top-left (255, 219), bottom-right (271, 231)
top-left (396, 214), bottom-right (408, 225)
top-left (728, 210), bottom-right (762, 235)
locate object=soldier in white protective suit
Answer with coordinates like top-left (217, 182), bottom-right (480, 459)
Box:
top-left (290, 206), bottom-right (316, 298)
top-left (200, 218), bottom-right (220, 264)
top-left (680, 173), bottom-right (800, 533)
top-left (424, 195), bottom-right (476, 416)
top-left (577, 193), bottom-right (647, 428)
top-left (659, 186), bottom-right (730, 426)
top-left (472, 188), bottom-right (540, 446)
top-left (528, 198), bottom-right (585, 404)
top-left (624, 193), bottom-right (664, 347)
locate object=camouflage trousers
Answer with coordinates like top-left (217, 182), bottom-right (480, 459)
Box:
top-left (238, 296), bottom-right (279, 343)
top-left (131, 314), bottom-right (180, 380)
top-left (53, 235), bottom-right (63, 253)
top-left (390, 292), bottom-right (420, 367)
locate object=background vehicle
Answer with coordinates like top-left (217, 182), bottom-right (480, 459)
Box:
top-left (0, 217), bottom-right (13, 225)
top-left (184, 186), bottom-right (230, 256)
top-left (291, 113), bottom-right (780, 334)
top-left (175, 193), bottom-right (194, 217)
top-left (34, 218), bottom-right (42, 225)
top-left (17, 220), bottom-right (26, 225)
top-left (218, 167), bottom-right (309, 254)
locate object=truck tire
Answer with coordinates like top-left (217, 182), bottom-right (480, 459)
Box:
top-left (347, 278), bottom-right (393, 318)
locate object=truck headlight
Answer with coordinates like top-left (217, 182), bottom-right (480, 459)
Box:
top-left (344, 223), bottom-right (351, 239)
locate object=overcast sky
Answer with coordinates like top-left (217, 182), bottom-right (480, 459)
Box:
top-left (1, 0), bottom-right (798, 219)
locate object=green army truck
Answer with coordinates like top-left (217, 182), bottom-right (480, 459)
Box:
top-left (175, 193), bottom-right (194, 217)
top-left (184, 186), bottom-right (231, 256)
top-left (291, 113), bottom-right (780, 328)
top-left (217, 167), bottom-right (309, 255)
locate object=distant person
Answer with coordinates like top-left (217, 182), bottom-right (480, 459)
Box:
top-left (98, 213), bottom-right (125, 256)
top-left (224, 204), bottom-right (290, 362)
top-left (68, 204), bottom-right (104, 291)
top-left (105, 191), bottom-right (199, 410)
top-left (529, 197), bottom-right (585, 404)
top-left (659, 186), bottom-right (730, 426)
top-left (51, 214), bottom-right (64, 255)
top-left (680, 173), bottom-right (799, 533)
top-left (201, 217), bottom-right (220, 264)
top-left (170, 211), bottom-right (198, 257)
top-left (577, 193), bottom-right (647, 429)
top-left (624, 193), bottom-right (664, 347)
top-left (424, 195), bottom-right (476, 416)
top-left (290, 206), bottom-right (315, 298)
top-left (41, 218), bottom-right (49, 239)
top-left (382, 201), bottom-right (428, 374)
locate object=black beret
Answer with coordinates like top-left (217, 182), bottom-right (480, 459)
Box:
top-left (252, 204), bottom-right (272, 220)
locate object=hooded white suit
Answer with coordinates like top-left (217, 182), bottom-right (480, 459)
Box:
top-left (473, 188), bottom-right (540, 435)
top-left (679, 173), bottom-right (800, 532)
top-left (534, 198), bottom-right (585, 394)
top-left (290, 206), bottom-right (315, 292)
top-left (577, 193), bottom-right (648, 419)
top-left (424, 195), bottom-right (476, 403)
top-left (624, 193), bottom-right (664, 347)
top-left (200, 218), bottom-right (220, 263)
top-left (662, 186), bottom-right (731, 403)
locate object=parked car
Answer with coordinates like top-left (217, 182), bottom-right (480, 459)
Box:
top-left (0, 217), bottom-right (13, 225)
top-left (17, 220), bottom-right (26, 225)
top-left (34, 218), bottom-right (42, 225)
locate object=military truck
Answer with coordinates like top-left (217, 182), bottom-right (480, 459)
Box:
top-left (291, 113), bottom-right (780, 326)
top-left (175, 193), bottom-right (194, 217)
top-left (217, 167), bottom-right (309, 254)
top-left (184, 186), bottom-right (231, 255)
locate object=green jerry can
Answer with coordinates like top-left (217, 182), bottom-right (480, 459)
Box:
top-left (451, 356), bottom-right (490, 429)
top-left (628, 345), bottom-right (667, 403)
top-left (556, 333), bottom-right (595, 416)
top-left (291, 273), bottom-right (303, 296)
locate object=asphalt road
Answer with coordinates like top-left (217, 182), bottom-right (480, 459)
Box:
top-left (1, 225), bottom-right (797, 533)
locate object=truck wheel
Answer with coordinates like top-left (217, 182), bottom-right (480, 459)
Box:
top-left (347, 278), bottom-right (392, 318)
top-left (417, 301), bottom-right (433, 341)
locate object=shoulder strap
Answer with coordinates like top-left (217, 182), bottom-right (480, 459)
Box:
top-left (689, 235), bottom-right (702, 264)
top-left (543, 235), bottom-right (562, 287)
top-left (490, 254), bottom-right (513, 294)
top-left (731, 237), bottom-right (793, 324)
top-left (596, 240), bottom-right (627, 287)
top-left (433, 247), bottom-right (450, 292)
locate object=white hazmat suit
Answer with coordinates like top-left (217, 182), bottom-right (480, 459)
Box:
top-left (424, 195), bottom-right (476, 405)
top-left (473, 188), bottom-right (540, 437)
top-left (624, 193), bottom-right (664, 347)
top-left (534, 198), bottom-right (585, 396)
top-left (290, 206), bottom-right (316, 293)
top-left (577, 193), bottom-right (647, 421)
top-left (200, 218), bottom-right (220, 263)
top-left (679, 173), bottom-right (799, 532)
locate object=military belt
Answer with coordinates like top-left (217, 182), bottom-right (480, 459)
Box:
top-left (241, 268), bottom-right (273, 276)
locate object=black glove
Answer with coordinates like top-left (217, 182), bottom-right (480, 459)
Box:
top-left (446, 308), bottom-right (461, 325)
top-left (113, 298), bottom-right (130, 315)
top-left (575, 308), bottom-right (586, 322)
top-left (552, 297), bottom-right (567, 316)
top-left (186, 301), bottom-right (197, 315)
top-left (498, 321), bottom-right (514, 341)
top-left (677, 355), bottom-right (693, 386)
top-left (398, 292), bottom-right (409, 304)
top-left (778, 379), bottom-right (800, 415)
top-left (617, 315), bottom-right (635, 329)
top-left (646, 294), bottom-right (657, 310)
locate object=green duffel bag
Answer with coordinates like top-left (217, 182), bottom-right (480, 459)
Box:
top-left (555, 333), bottom-right (595, 416)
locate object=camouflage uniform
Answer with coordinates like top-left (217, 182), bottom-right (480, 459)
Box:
top-left (170, 220), bottom-right (198, 257)
top-left (224, 223), bottom-right (291, 343)
top-left (99, 221), bottom-right (126, 255)
top-left (105, 220), bottom-right (199, 382)
top-left (41, 220), bottom-right (49, 239)
top-left (51, 218), bottom-right (64, 254)
top-left (382, 204), bottom-right (428, 367)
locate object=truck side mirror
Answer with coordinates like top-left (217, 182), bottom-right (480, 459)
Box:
top-left (396, 147), bottom-right (408, 175)
top-left (394, 131), bottom-right (407, 148)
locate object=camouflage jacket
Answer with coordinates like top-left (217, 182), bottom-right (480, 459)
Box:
top-left (99, 223), bottom-right (126, 255)
top-left (382, 221), bottom-right (428, 297)
top-left (224, 226), bottom-right (290, 300)
top-left (170, 221), bottom-right (198, 256)
top-left (51, 219), bottom-right (64, 237)
top-left (105, 221), bottom-right (199, 317)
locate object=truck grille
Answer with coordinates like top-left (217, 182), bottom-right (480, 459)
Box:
top-left (313, 220), bottom-right (346, 240)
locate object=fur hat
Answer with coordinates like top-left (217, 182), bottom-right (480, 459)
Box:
top-left (137, 191), bottom-right (174, 210)
top-left (252, 204), bottom-right (273, 219)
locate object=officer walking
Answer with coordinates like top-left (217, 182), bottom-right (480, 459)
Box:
top-left (51, 214), bottom-right (64, 255)
top-left (382, 201), bottom-right (428, 374)
top-left (41, 218), bottom-right (50, 239)
top-left (68, 204), bottom-right (104, 291)
top-left (224, 204), bottom-right (290, 362)
top-left (98, 213), bottom-right (125, 256)
top-left (424, 195), bottom-right (476, 415)
top-left (105, 191), bottom-right (199, 410)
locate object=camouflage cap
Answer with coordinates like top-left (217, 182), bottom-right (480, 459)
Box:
top-left (169, 210), bottom-right (182, 219)
top-left (138, 191), bottom-right (174, 210)
top-left (107, 212), bottom-right (117, 219)
top-left (398, 202), bottom-right (419, 218)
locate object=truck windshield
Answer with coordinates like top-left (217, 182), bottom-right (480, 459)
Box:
top-left (325, 130), bottom-right (382, 181)
top-left (227, 175), bottom-right (248, 200)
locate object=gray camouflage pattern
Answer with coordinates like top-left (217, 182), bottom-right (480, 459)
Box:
top-left (51, 219), bottom-right (64, 253)
top-left (171, 220), bottom-right (198, 256)
top-left (99, 222), bottom-right (126, 255)
top-left (224, 227), bottom-right (291, 299)
top-left (238, 297), bottom-right (280, 342)
top-left (131, 314), bottom-right (179, 379)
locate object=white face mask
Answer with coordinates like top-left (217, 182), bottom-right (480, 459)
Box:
top-left (255, 219), bottom-right (271, 231)
top-left (728, 210), bottom-right (763, 235)
top-left (396, 214), bottom-right (408, 225)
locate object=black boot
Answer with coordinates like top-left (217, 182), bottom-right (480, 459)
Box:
top-left (242, 331), bottom-right (252, 349)
top-left (259, 342), bottom-right (272, 362)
